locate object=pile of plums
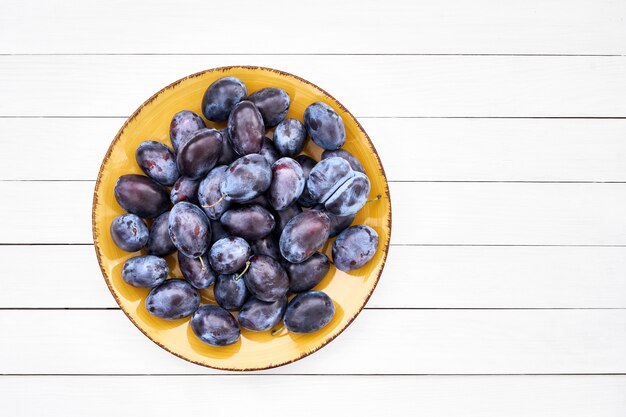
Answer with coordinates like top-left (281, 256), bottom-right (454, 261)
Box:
top-left (110, 76), bottom-right (380, 346)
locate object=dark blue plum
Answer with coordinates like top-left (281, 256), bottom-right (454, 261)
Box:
top-left (170, 176), bottom-right (201, 205)
top-left (110, 214), bottom-right (149, 252)
top-left (295, 155), bottom-right (317, 207)
top-left (170, 110), bottom-right (206, 153)
top-left (306, 157), bottom-right (353, 204)
top-left (295, 154), bottom-right (316, 172)
top-left (114, 174), bottom-right (169, 218)
top-left (178, 252), bottom-right (215, 289)
top-left (176, 128), bottom-right (223, 180)
top-left (201, 76), bottom-right (247, 122)
top-left (214, 274), bottom-right (249, 310)
top-left (325, 209), bottom-right (355, 238)
top-left (238, 297), bottom-right (287, 331)
top-left (221, 205), bottom-right (275, 241)
top-left (243, 255), bottom-right (289, 302)
top-left (168, 202), bottom-right (211, 258)
top-left (284, 291), bottom-right (335, 334)
top-left (332, 225), bottom-right (378, 272)
top-left (251, 235), bottom-right (281, 260)
top-left (122, 255), bottom-right (168, 288)
top-left (217, 128), bottom-right (237, 165)
top-left (268, 157), bottom-right (305, 211)
top-left (227, 101), bottom-right (264, 155)
top-left (304, 102), bottom-right (346, 150)
top-left (210, 220), bottom-right (230, 245)
top-left (147, 211), bottom-right (176, 256)
top-left (209, 236), bottom-right (251, 274)
top-left (145, 279), bottom-right (200, 320)
top-left (259, 136), bottom-right (280, 166)
top-left (247, 87), bottom-right (290, 127)
top-left (191, 305), bottom-right (240, 346)
top-left (322, 149), bottom-right (365, 174)
top-left (197, 165), bottom-right (230, 220)
top-left (274, 118), bottom-right (306, 157)
top-left (274, 203), bottom-right (302, 236)
top-left (324, 171), bottom-right (370, 216)
top-left (283, 252), bottom-right (330, 292)
top-left (242, 194), bottom-right (271, 209)
top-left (279, 210), bottom-right (330, 264)
top-left (135, 140), bottom-right (179, 186)
top-left (220, 154), bottom-right (272, 203)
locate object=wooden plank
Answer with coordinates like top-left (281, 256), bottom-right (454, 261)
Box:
top-left (2, 56), bottom-right (626, 117)
top-left (0, 309), bottom-right (624, 374)
top-left (4, 118), bottom-right (626, 182)
top-left (1, 181), bottom-right (625, 245)
top-left (1, 0), bottom-right (625, 55)
top-left (4, 245), bottom-right (626, 308)
top-left (2, 375), bottom-right (625, 417)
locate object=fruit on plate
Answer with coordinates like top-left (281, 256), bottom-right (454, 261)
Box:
top-left (168, 201), bottom-right (211, 258)
top-left (191, 304), bottom-right (240, 346)
top-left (284, 291), bottom-right (335, 334)
top-left (110, 213), bottom-right (149, 252)
top-left (209, 236), bottom-right (251, 275)
top-left (239, 297), bottom-right (287, 331)
top-left (178, 252), bottom-right (215, 289)
top-left (227, 101), bottom-right (264, 155)
top-left (145, 279), bottom-right (200, 320)
top-left (170, 110), bottom-right (206, 153)
top-left (274, 118), bottom-right (306, 157)
top-left (201, 77), bottom-right (247, 122)
top-left (114, 174), bottom-right (169, 218)
top-left (109, 75), bottom-right (382, 346)
top-left (332, 225), bottom-right (379, 272)
top-left (147, 211), bottom-right (176, 256)
top-left (214, 273), bottom-right (249, 310)
top-left (135, 140), bottom-right (180, 186)
top-left (279, 210), bottom-right (330, 263)
top-left (304, 101), bottom-right (346, 150)
top-left (247, 87), bottom-right (290, 127)
top-left (122, 255), bottom-right (169, 288)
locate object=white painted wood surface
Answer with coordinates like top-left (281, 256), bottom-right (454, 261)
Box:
top-left (1, 0), bottom-right (625, 55)
top-left (3, 56), bottom-right (626, 117)
top-left (1, 0), bottom-right (625, 415)
top-left (2, 310), bottom-right (625, 374)
top-left (3, 376), bottom-right (625, 417)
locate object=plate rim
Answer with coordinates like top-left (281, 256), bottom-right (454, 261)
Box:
top-left (91, 65), bottom-right (392, 371)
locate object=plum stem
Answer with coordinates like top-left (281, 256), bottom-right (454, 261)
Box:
top-left (202, 193), bottom-right (228, 209)
top-left (198, 256), bottom-right (207, 271)
top-left (234, 261), bottom-right (250, 281)
top-left (271, 325), bottom-right (286, 336)
top-left (367, 194), bottom-right (382, 203)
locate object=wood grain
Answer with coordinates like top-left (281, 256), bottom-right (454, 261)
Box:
top-left (1, 0), bottom-right (625, 54)
top-left (2, 375), bottom-right (625, 417)
top-left (1, 55), bottom-right (626, 117)
top-left (1, 309), bottom-right (624, 374)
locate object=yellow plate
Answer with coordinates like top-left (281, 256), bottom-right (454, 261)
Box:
top-left (92, 66), bottom-right (392, 371)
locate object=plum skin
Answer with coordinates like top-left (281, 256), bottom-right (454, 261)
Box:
top-left (284, 291), bottom-right (335, 334)
top-left (110, 214), bottom-right (149, 252)
top-left (191, 305), bottom-right (241, 346)
top-left (145, 279), bottom-right (200, 320)
top-left (332, 225), bottom-right (379, 272)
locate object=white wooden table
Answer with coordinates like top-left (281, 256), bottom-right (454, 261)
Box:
top-left (1, 1), bottom-right (626, 415)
